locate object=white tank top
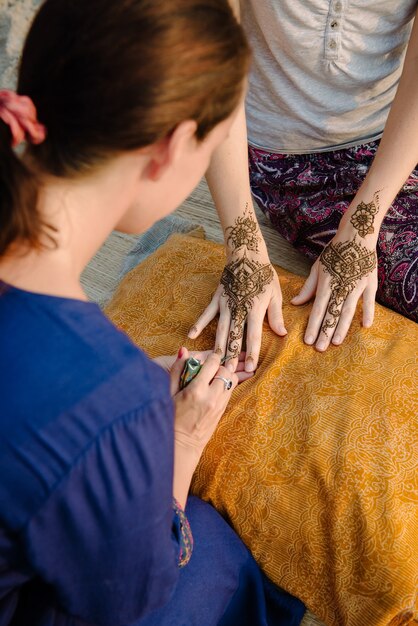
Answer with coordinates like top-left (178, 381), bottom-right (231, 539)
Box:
top-left (242, 0), bottom-right (417, 153)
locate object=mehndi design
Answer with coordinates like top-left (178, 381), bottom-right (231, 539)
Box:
top-left (225, 203), bottom-right (260, 253)
top-left (350, 191), bottom-right (380, 238)
top-left (320, 239), bottom-right (376, 335)
top-left (221, 255), bottom-right (273, 358)
top-left (221, 207), bottom-right (273, 357)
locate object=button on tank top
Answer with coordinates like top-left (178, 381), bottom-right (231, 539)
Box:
top-left (242, 0), bottom-right (417, 153)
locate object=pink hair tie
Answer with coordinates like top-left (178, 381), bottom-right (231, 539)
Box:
top-left (0, 89), bottom-right (46, 147)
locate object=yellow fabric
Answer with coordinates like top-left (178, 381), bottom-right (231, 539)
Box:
top-left (105, 233), bottom-right (418, 626)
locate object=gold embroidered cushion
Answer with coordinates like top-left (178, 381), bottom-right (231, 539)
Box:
top-left (105, 233), bottom-right (418, 626)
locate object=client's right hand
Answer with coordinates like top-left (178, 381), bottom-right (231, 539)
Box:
top-left (171, 348), bottom-right (238, 454)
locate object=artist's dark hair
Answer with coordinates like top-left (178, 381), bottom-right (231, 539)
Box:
top-left (0, 0), bottom-right (249, 255)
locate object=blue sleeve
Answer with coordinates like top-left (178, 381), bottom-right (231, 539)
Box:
top-left (19, 398), bottom-right (186, 626)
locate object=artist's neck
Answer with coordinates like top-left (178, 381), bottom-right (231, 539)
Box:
top-left (0, 155), bottom-right (142, 299)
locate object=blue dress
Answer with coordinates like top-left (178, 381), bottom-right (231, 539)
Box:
top-left (0, 283), bottom-right (305, 626)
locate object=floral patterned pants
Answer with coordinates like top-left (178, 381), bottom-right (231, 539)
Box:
top-left (249, 141), bottom-right (418, 322)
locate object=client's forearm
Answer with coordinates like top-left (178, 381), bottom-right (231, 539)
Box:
top-left (206, 103), bottom-right (269, 258)
top-left (342, 10), bottom-right (418, 230)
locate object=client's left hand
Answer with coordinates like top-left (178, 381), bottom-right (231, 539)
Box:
top-left (291, 222), bottom-right (378, 351)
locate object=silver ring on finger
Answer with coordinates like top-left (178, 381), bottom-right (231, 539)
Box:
top-left (213, 376), bottom-right (233, 391)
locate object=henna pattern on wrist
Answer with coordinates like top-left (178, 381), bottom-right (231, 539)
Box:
top-left (221, 255), bottom-right (273, 358)
top-left (221, 207), bottom-right (272, 357)
top-left (350, 191), bottom-right (380, 238)
top-left (320, 239), bottom-right (376, 336)
top-left (225, 203), bottom-right (261, 253)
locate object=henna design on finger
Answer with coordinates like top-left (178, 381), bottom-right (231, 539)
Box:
top-left (221, 255), bottom-right (274, 358)
top-left (221, 206), bottom-right (272, 357)
top-left (350, 191), bottom-right (380, 238)
top-left (320, 239), bottom-right (376, 336)
top-left (245, 354), bottom-right (255, 370)
top-left (225, 203), bottom-right (261, 253)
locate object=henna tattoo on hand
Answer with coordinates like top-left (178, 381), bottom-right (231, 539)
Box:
top-left (221, 255), bottom-right (273, 358)
top-left (350, 191), bottom-right (380, 238)
top-left (220, 205), bottom-right (271, 357)
top-left (225, 203), bottom-right (261, 253)
top-left (318, 190), bottom-right (380, 336)
top-left (320, 239), bottom-right (376, 336)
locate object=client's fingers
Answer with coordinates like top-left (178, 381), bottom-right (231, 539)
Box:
top-left (188, 287), bottom-right (222, 339)
top-left (315, 289), bottom-right (345, 351)
top-left (224, 317), bottom-right (245, 372)
top-left (267, 287), bottom-right (287, 336)
top-left (304, 274), bottom-right (331, 345)
top-left (331, 292), bottom-right (359, 346)
top-left (244, 310), bottom-right (263, 372)
top-left (236, 351), bottom-right (247, 364)
top-left (236, 370), bottom-right (254, 383)
top-left (213, 297), bottom-right (232, 359)
top-left (362, 282), bottom-right (376, 329)
top-left (292, 262), bottom-right (318, 305)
